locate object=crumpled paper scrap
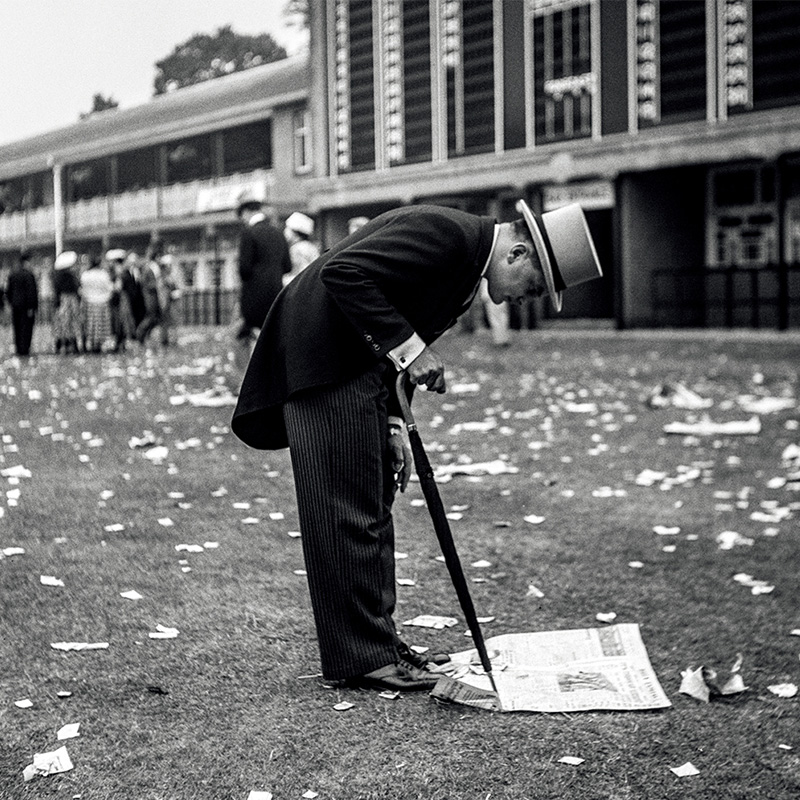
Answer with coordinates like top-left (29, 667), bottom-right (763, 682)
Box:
top-left (432, 460), bottom-right (519, 478)
top-left (680, 655), bottom-right (748, 703)
top-left (670, 762), bottom-right (700, 777)
top-left (403, 614), bottom-right (458, 629)
top-left (23, 745), bottom-right (74, 781)
top-left (149, 624), bottom-right (179, 639)
top-left (664, 415), bottom-right (761, 436)
top-left (648, 383), bottom-right (712, 410)
top-left (57, 722), bottom-right (80, 740)
top-left (1, 465), bottom-right (32, 478)
top-left (768, 683), bottom-right (798, 699)
top-left (51, 642), bottom-right (109, 652)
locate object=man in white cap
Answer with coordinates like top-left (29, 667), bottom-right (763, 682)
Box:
top-left (283, 211), bottom-right (320, 285)
top-left (232, 201), bottom-right (602, 693)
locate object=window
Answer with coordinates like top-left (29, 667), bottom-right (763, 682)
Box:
top-left (165, 135), bottom-right (213, 184)
top-left (221, 120), bottom-right (273, 175)
top-left (292, 109), bottom-right (312, 174)
top-left (117, 147), bottom-right (160, 192)
top-left (533, 1), bottom-right (593, 144)
top-left (67, 159), bottom-right (110, 201)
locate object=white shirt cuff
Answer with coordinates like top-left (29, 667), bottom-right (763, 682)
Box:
top-left (388, 332), bottom-right (426, 370)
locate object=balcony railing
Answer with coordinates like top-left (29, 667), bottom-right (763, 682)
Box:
top-left (0, 169), bottom-right (272, 243)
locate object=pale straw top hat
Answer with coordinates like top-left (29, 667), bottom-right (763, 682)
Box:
top-left (517, 201), bottom-right (603, 312)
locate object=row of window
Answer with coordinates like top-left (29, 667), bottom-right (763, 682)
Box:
top-left (0, 110), bottom-right (313, 213)
top-left (331, 0), bottom-right (800, 173)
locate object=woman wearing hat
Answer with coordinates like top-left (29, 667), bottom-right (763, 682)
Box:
top-left (283, 211), bottom-right (320, 286)
top-left (52, 251), bottom-right (82, 354)
top-left (79, 255), bottom-right (113, 354)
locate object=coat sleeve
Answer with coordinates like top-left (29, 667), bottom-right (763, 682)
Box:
top-left (238, 228), bottom-right (255, 281)
top-left (319, 210), bottom-right (470, 360)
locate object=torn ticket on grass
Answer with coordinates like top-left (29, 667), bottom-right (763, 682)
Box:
top-left (663, 415), bottom-right (761, 436)
top-left (23, 745), bottom-right (74, 781)
top-left (431, 623), bottom-right (671, 713)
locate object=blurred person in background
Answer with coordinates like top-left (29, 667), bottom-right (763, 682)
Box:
top-left (52, 250), bottom-right (82, 354)
top-left (283, 211), bottom-right (320, 285)
top-left (107, 249), bottom-right (135, 353)
top-left (136, 243), bottom-right (163, 345)
top-left (156, 254), bottom-right (180, 348)
top-left (80, 255), bottom-right (113, 354)
top-left (234, 193), bottom-right (291, 370)
top-left (6, 249), bottom-right (38, 357)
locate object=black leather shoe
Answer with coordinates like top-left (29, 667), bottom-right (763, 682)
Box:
top-left (397, 640), bottom-right (451, 669)
top-left (346, 660), bottom-right (441, 692)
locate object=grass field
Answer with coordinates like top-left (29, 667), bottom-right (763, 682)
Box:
top-left (1, 323), bottom-right (798, 799)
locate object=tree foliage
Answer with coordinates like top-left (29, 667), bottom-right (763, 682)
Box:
top-left (153, 25), bottom-right (287, 95)
top-left (283, 0), bottom-right (310, 30)
top-left (79, 93), bottom-right (119, 120)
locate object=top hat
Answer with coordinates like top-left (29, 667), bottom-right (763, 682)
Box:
top-left (517, 201), bottom-right (603, 312)
top-left (284, 211), bottom-right (315, 237)
top-left (54, 251), bottom-right (78, 270)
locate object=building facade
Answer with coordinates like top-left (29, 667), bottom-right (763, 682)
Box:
top-left (0, 55), bottom-right (312, 316)
top-left (2, 4), bottom-right (799, 329)
top-left (307, 0), bottom-right (800, 328)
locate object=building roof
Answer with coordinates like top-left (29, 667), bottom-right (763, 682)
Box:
top-left (0, 53), bottom-right (309, 180)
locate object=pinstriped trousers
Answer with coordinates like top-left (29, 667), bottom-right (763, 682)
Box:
top-left (283, 365), bottom-right (400, 680)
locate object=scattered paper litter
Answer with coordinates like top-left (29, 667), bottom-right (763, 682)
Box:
top-left (596, 612), bottom-right (617, 624)
top-left (403, 615), bottom-right (458, 629)
top-left (333, 701), bottom-right (354, 711)
top-left (526, 584), bottom-right (545, 598)
top-left (558, 756), bottom-right (585, 766)
top-left (768, 683), bottom-right (798, 698)
top-left (433, 460), bottom-right (518, 477)
top-left (653, 525), bottom-right (680, 536)
top-left (104, 523), bottom-right (125, 532)
top-left (716, 530), bottom-right (755, 550)
top-left (524, 514), bottom-right (545, 525)
top-left (648, 383), bottom-right (712, 410)
top-left (175, 544), bottom-right (204, 553)
top-left (40, 575), bottom-right (65, 587)
top-left (2, 547), bottom-right (25, 557)
top-left (663, 415), bottom-right (761, 436)
top-left (302, 791), bottom-right (319, 799)
top-left (680, 656), bottom-right (749, 702)
top-left (670, 762), bottom-right (700, 777)
top-left (120, 590), bottom-right (143, 601)
top-left (247, 793), bottom-right (273, 800)
top-left (23, 745), bottom-right (74, 782)
top-left (57, 723), bottom-right (80, 740)
top-left (738, 395), bottom-right (795, 414)
top-left (51, 641), bottom-right (109, 652)
top-left (1, 465), bottom-right (32, 478)
top-left (149, 625), bottom-right (179, 640)
top-left (14, 699), bottom-right (33, 708)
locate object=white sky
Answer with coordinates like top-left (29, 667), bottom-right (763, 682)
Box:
top-left (0, 0), bottom-right (307, 146)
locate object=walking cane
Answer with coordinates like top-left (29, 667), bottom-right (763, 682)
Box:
top-left (395, 371), bottom-right (499, 698)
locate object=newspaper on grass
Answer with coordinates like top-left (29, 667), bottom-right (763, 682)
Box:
top-left (431, 623), bottom-right (671, 713)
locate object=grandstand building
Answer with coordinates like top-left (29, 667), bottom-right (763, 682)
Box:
top-left (2, 2), bottom-right (800, 329)
top-left (307, 0), bottom-right (800, 328)
top-left (0, 54), bottom-right (311, 312)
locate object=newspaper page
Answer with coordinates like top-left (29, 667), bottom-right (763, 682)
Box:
top-left (431, 623), bottom-right (671, 713)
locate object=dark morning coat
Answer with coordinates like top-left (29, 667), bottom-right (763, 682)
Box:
top-left (238, 217), bottom-right (292, 329)
top-left (231, 205), bottom-right (496, 450)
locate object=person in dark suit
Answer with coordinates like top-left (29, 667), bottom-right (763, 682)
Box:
top-left (6, 250), bottom-right (39, 356)
top-left (232, 201), bottom-right (602, 692)
top-left (236, 195), bottom-right (292, 340)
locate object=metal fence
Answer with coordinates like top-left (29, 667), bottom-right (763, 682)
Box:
top-left (651, 265), bottom-right (800, 329)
